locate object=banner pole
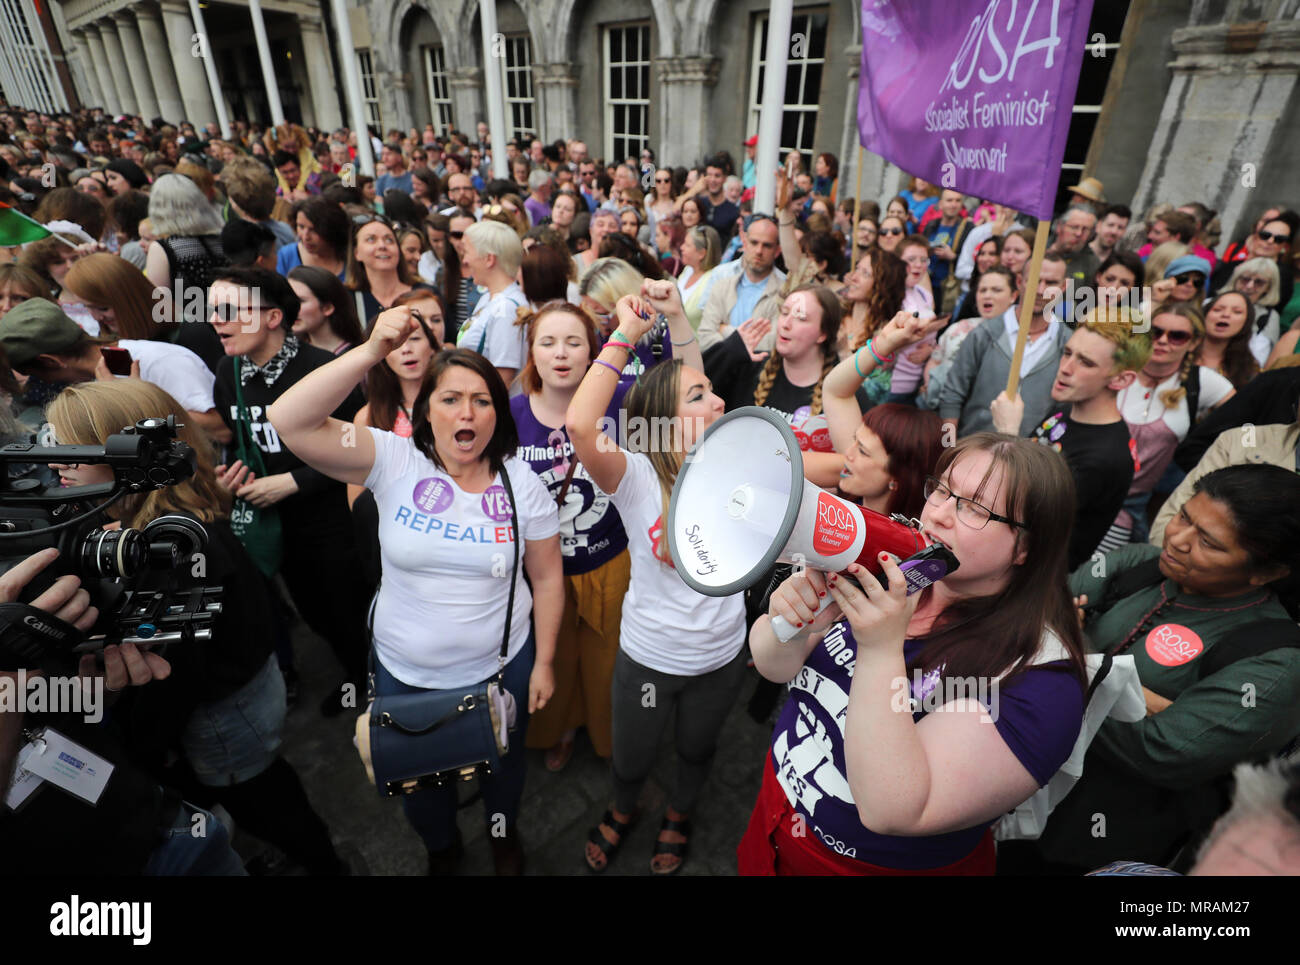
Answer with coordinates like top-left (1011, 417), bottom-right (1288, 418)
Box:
top-left (851, 145), bottom-right (864, 265)
top-left (1005, 218), bottom-right (1051, 398)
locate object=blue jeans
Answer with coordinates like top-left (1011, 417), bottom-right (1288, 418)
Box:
top-left (144, 802), bottom-right (247, 876)
top-left (372, 635), bottom-right (535, 852)
top-left (182, 654), bottom-right (285, 786)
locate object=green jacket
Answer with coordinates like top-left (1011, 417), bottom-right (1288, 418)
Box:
top-left (1037, 544), bottom-right (1300, 868)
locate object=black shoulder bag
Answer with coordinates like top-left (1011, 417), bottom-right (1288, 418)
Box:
top-left (356, 465), bottom-right (524, 797)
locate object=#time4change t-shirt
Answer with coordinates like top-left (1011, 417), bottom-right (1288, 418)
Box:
top-left (364, 426), bottom-right (559, 688)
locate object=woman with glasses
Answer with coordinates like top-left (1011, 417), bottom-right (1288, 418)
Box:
top-left (1150, 254), bottom-right (1211, 306)
top-left (275, 198), bottom-right (348, 280)
top-left (1213, 212), bottom-right (1296, 306)
top-left (742, 425), bottom-right (1087, 875)
top-left (1112, 302), bottom-right (1234, 544)
top-left (890, 235), bottom-right (938, 405)
top-left (444, 209), bottom-right (483, 336)
top-left (647, 168), bottom-right (677, 234)
top-left (1195, 291), bottom-right (1261, 390)
top-left (877, 215), bottom-right (907, 255)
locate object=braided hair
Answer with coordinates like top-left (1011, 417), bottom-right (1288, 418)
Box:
top-left (753, 285), bottom-right (843, 415)
top-left (1152, 302), bottom-right (1206, 410)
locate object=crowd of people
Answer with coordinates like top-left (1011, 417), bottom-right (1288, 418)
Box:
top-left (1, 103), bottom-right (1299, 878)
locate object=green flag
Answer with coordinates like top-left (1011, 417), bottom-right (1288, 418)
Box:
top-left (0, 202), bottom-right (52, 246)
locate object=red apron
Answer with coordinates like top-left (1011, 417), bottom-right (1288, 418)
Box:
top-left (737, 754), bottom-right (995, 876)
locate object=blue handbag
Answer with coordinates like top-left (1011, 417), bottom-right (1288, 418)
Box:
top-left (356, 466), bottom-right (522, 797)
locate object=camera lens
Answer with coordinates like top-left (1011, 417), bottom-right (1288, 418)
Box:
top-left (78, 527), bottom-right (147, 578)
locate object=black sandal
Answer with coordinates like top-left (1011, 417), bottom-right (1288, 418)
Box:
top-left (651, 815), bottom-right (691, 875)
top-left (585, 809), bottom-right (635, 873)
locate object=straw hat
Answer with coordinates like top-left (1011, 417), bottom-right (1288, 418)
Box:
top-left (1067, 177), bottom-right (1105, 203)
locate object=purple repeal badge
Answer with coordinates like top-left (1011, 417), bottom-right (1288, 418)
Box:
top-left (413, 477), bottom-right (454, 515)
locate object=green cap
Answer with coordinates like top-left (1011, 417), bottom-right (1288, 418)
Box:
top-left (0, 298), bottom-right (86, 367)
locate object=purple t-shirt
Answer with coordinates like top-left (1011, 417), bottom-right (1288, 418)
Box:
top-left (511, 389), bottom-right (630, 575)
top-left (525, 197), bottom-right (551, 227)
top-left (770, 622), bottom-right (1083, 869)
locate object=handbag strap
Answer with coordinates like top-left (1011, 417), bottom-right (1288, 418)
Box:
top-left (496, 463), bottom-right (521, 684)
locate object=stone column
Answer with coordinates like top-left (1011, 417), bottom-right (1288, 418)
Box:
top-left (97, 18), bottom-right (138, 115)
top-left (113, 10), bottom-right (160, 121)
top-left (83, 23), bottom-right (123, 116)
top-left (298, 14), bottom-right (343, 131)
top-left (69, 32), bottom-right (102, 109)
top-left (1130, 17), bottom-right (1300, 243)
top-left (655, 56), bottom-right (719, 167)
top-left (533, 62), bottom-right (578, 145)
top-left (133, 2), bottom-right (185, 122)
top-left (449, 66), bottom-right (485, 139)
top-left (157, 0), bottom-right (218, 128)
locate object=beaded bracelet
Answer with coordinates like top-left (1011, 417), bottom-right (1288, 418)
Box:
top-left (604, 340), bottom-right (635, 352)
top-left (593, 359), bottom-right (623, 377)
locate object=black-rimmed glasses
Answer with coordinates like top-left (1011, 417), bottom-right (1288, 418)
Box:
top-left (923, 476), bottom-right (1028, 531)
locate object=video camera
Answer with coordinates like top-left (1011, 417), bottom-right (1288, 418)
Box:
top-left (0, 416), bottom-right (222, 674)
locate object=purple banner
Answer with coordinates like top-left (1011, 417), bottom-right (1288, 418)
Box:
top-left (858, 0), bottom-right (1095, 220)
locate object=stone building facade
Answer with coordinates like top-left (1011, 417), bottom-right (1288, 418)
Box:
top-left (10, 0), bottom-right (1300, 239)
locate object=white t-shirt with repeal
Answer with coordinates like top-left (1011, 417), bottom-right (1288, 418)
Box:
top-left (456, 282), bottom-right (528, 370)
top-left (116, 339), bottom-right (215, 412)
top-left (609, 449), bottom-right (745, 676)
top-left (365, 426), bottom-right (559, 689)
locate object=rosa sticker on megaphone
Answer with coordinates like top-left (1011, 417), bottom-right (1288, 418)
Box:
top-left (813, 492), bottom-right (857, 555)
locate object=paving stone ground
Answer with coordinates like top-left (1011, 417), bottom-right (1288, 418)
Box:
top-left (243, 618), bottom-right (780, 876)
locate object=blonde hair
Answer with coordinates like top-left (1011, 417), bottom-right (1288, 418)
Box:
top-left (1143, 241), bottom-right (1188, 286)
top-left (46, 380), bottom-right (229, 528)
top-left (175, 159), bottom-right (216, 201)
top-left (577, 257), bottom-right (643, 307)
top-left (464, 219), bottom-right (523, 277)
top-left (1079, 305), bottom-right (1153, 376)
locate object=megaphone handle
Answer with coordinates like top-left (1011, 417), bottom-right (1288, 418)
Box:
top-left (770, 594), bottom-right (835, 644)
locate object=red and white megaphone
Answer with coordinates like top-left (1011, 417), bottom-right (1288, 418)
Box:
top-left (667, 407), bottom-right (957, 641)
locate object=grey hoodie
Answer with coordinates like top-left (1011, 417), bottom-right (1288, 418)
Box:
top-left (938, 313), bottom-right (1070, 437)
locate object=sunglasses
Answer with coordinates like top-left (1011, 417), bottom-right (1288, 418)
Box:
top-left (1236, 275), bottom-right (1268, 287)
top-left (1150, 324), bottom-right (1193, 345)
top-left (352, 214), bottom-right (394, 229)
top-left (449, 230), bottom-right (465, 239)
top-left (881, 227), bottom-right (904, 236)
top-left (1172, 272), bottom-right (1205, 286)
top-left (744, 213), bottom-right (778, 230)
top-left (655, 176), bottom-right (671, 183)
top-left (210, 302), bottom-right (266, 322)
top-left (1258, 230), bottom-right (1291, 243)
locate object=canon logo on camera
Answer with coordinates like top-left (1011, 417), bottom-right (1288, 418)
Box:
top-left (22, 614), bottom-right (66, 639)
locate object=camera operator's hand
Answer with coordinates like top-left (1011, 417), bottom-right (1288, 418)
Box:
top-left (0, 547), bottom-right (99, 633)
top-left (236, 472), bottom-right (299, 507)
top-left (80, 643), bottom-right (171, 692)
top-left (214, 460), bottom-right (256, 494)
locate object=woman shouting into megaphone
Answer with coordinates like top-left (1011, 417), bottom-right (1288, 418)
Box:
top-left (740, 433), bottom-right (1088, 875)
top-left (566, 291), bottom-right (745, 875)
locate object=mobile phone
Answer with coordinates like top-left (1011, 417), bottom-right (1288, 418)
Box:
top-left (100, 346), bottom-right (133, 376)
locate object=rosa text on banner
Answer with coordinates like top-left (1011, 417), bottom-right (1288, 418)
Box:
top-left (857, 0), bottom-right (1096, 220)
